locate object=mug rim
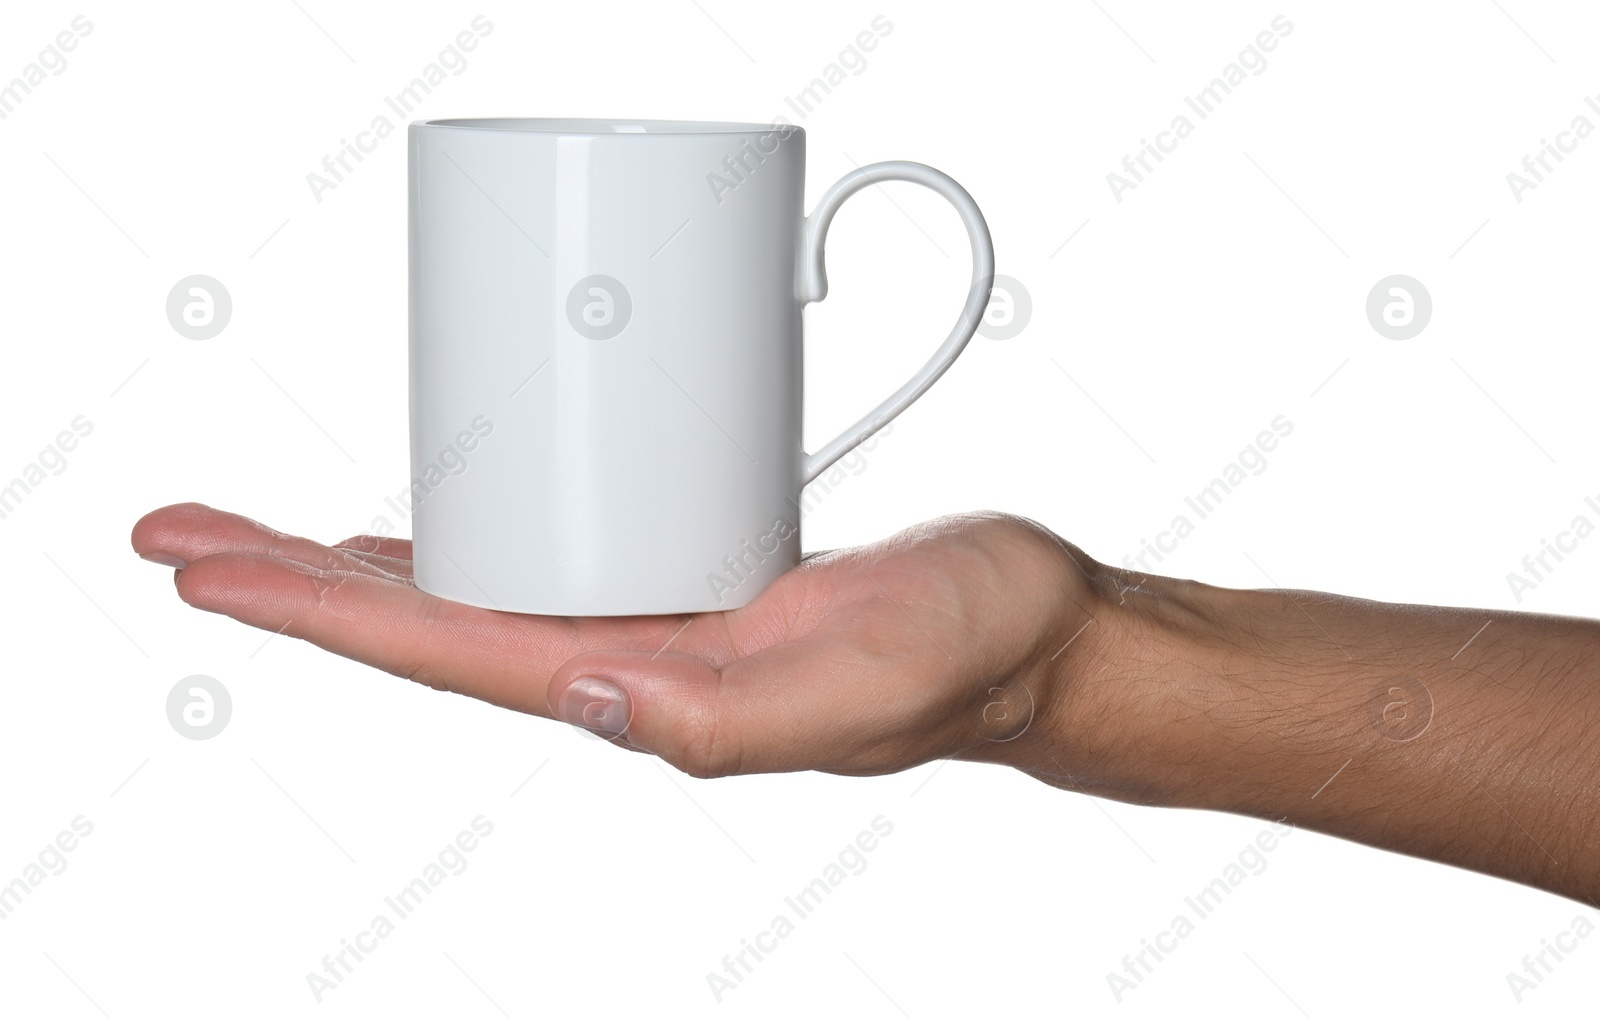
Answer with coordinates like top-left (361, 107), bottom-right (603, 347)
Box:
top-left (414, 117), bottom-right (802, 137)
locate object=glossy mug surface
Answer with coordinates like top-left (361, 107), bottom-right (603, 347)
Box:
top-left (408, 118), bottom-right (993, 615)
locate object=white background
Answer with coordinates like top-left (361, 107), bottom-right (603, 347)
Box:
top-left (2, 1), bottom-right (1597, 1013)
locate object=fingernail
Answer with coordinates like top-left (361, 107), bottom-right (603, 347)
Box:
top-left (140, 551), bottom-right (188, 569)
top-left (557, 676), bottom-right (630, 735)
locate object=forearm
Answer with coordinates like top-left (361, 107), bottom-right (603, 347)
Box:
top-left (1026, 564), bottom-right (1600, 903)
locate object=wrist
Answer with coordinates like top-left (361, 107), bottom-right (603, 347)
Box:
top-left (1033, 568), bottom-right (1224, 806)
top-left (1010, 537), bottom-right (1600, 902)
top-left (1018, 560), bottom-right (1345, 811)
top-left (1034, 565), bottom-right (1418, 815)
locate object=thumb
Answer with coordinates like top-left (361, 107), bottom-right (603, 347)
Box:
top-left (547, 640), bottom-right (916, 778)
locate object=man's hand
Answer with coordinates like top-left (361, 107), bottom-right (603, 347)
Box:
top-left (131, 503), bottom-right (1109, 780)
top-left (133, 502), bottom-right (1600, 904)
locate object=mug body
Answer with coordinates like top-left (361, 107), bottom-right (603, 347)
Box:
top-left (409, 118), bottom-right (807, 615)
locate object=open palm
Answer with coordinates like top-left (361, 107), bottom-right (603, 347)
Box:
top-left (133, 503), bottom-right (1095, 779)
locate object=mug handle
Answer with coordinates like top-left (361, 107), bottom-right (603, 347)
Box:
top-left (798, 160), bottom-right (995, 486)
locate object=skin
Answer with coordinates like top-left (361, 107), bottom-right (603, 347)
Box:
top-left (132, 502), bottom-right (1600, 903)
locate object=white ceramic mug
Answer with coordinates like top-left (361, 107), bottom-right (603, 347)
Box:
top-left (408, 118), bottom-right (993, 616)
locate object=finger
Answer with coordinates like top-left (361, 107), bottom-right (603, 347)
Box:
top-left (333, 534), bottom-right (414, 560)
top-left (333, 546), bottom-right (415, 582)
top-left (132, 503), bottom-right (397, 580)
top-left (176, 552), bottom-right (580, 715)
top-left (547, 642), bottom-right (954, 777)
